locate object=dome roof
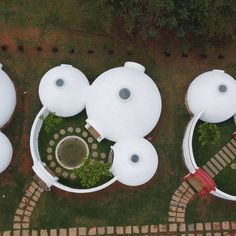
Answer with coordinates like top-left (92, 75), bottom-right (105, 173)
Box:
top-left (187, 70), bottom-right (236, 123)
top-left (85, 62), bottom-right (162, 142)
top-left (0, 65), bottom-right (16, 128)
top-left (110, 137), bottom-right (158, 186)
top-left (0, 132), bottom-right (13, 174)
top-left (39, 64), bottom-right (89, 117)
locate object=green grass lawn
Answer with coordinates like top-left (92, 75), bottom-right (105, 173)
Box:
top-left (0, 0), bottom-right (236, 231)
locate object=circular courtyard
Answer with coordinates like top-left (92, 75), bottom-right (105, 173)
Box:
top-left (38, 110), bottom-right (114, 188)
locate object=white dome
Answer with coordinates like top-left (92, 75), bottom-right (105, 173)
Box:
top-left (0, 132), bottom-right (13, 173)
top-left (110, 137), bottom-right (158, 186)
top-left (187, 70), bottom-right (236, 123)
top-left (85, 62), bottom-right (162, 142)
top-left (0, 65), bottom-right (16, 128)
top-left (39, 64), bottom-right (89, 117)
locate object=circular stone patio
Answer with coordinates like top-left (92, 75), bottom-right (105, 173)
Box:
top-left (44, 126), bottom-right (112, 183)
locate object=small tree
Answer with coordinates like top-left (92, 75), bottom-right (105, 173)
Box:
top-left (74, 159), bottom-right (112, 188)
top-left (39, 112), bottom-right (63, 133)
top-left (198, 123), bottom-right (220, 146)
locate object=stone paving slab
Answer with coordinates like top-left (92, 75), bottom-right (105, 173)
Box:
top-left (210, 158), bottom-right (223, 170)
top-left (227, 143), bottom-right (236, 154)
top-left (50, 229), bottom-right (57, 236)
top-left (222, 147), bottom-right (235, 160)
top-left (219, 151), bottom-right (231, 163)
top-left (215, 154), bottom-right (227, 167)
top-left (202, 165), bottom-right (215, 178)
top-left (206, 161), bottom-right (219, 174)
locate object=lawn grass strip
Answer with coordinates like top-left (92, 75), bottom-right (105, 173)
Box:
top-left (227, 143), bottom-right (236, 155)
top-left (218, 151), bottom-right (231, 164)
top-left (222, 147), bottom-right (235, 160)
top-left (210, 157), bottom-right (223, 170)
top-left (202, 165), bottom-right (215, 178)
top-left (214, 154), bottom-right (227, 167)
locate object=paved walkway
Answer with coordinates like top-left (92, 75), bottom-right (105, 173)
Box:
top-left (168, 138), bottom-right (236, 224)
top-left (13, 179), bottom-right (45, 230)
top-left (3, 221), bottom-right (236, 235)
top-left (202, 138), bottom-right (236, 178)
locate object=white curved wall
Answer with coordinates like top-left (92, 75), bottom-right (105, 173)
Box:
top-left (182, 111), bottom-right (203, 173)
top-left (211, 189), bottom-right (236, 201)
top-left (183, 111), bottom-right (236, 201)
top-left (30, 107), bottom-right (117, 192)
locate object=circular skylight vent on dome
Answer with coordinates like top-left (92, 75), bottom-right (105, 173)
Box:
top-left (119, 88), bottom-right (131, 100)
top-left (130, 154), bottom-right (139, 163)
top-left (56, 78), bottom-right (64, 87)
top-left (218, 84), bottom-right (227, 93)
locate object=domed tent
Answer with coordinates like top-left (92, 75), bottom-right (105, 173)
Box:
top-left (0, 64), bottom-right (16, 128)
top-left (0, 132), bottom-right (13, 174)
top-left (39, 64), bottom-right (89, 117)
top-left (110, 137), bottom-right (158, 186)
top-left (187, 70), bottom-right (236, 123)
top-left (85, 62), bottom-right (162, 142)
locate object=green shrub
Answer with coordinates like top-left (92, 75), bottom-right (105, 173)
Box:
top-left (74, 159), bottom-right (112, 188)
top-left (198, 122), bottom-right (221, 146)
top-left (39, 112), bottom-right (64, 133)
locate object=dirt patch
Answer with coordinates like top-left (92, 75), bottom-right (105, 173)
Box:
top-left (20, 92), bottom-right (32, 175)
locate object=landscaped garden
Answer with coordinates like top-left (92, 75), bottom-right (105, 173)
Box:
top-left (193, 118), bottom-right (236, 195)
top-left (38, 111), bottom-right (113, 189)
top-left (0, 0), bottom-right (235, 233)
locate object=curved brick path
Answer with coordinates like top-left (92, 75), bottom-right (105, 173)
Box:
top-left (4, 221), bottom-right (236, 235)
top-left (168, 137), bottom-right (236, 224)
top-left (13, 179), bottom-right (45, 230)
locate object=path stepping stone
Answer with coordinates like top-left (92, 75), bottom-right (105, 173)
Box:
top-left (70, 173), bottom-right (76, 179)
top-left (55, 167), bottom-right (62, 173)
top-left (60, 129), bottom-right (66, 135)
top-left (49, 140), bottom-right (55, 146)
top-left (206, 161), bottom-right (219, 174)
top-left (231, 139), bottom-right (236, 147)
top-left (62, 172), bottom-right (69, 178)
top-left (215, 154), bottom-right (227, 167)
top-left (91, 144), bottom-right (97, 150)
top-left (82, 131), bottom-right (88, 137)
top-left (222, 147), bottom-right (235, 160)
top-left (75, 128), bottom-right (81, 133)
top-left (54, 134), bottom-right (59, 140)
top-left (47, 155), bottom-right (53, 161)
top-left (231, 163), bottom-right (236, 169)
top-left (47, 147), bottom-right (52, 153)
top-left (210, 158), bottom-right (223, 170)
top-left (202, 165), bottom-right (215, 178)
top-left (92, 152), bottom-right (98, 158)
top-left (227, 143), bottom-right (236, 154)
top-left (219, 150), bottom-right (231, 163)
top-left (100, 153), bottom-right (106, 159)
top-left (49, 162), bottom-right (56, 168)
top-left (87, 137), bottom-right (93, 143)
top-left (67, 127), bottom-right (73, 133)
